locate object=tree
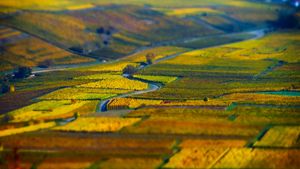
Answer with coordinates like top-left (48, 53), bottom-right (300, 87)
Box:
top-left (2, 114), bottom-right (13, 123)
top-left (71, 99), bottom-right (77, 104)
top-left (203, 97), bottom-right (209, 102)
top-left (122, 65), bottom-right (136, 77)
top-left (14, 67), bottom-right (32, 79)
top-left (145, 53), bottom-right (155, 64)
top-left (106, 30), bottom-right (111, 35)
top-left (1, 76), bottom-right (10, 93)
top-left (1, 83), bottom-right (9, 94)
top-left (103, 40), bottom-right (109, 46)
top-left (69, 46), bottom-right (83, 54)
top-left (74, 112), bottom-right (80, 119)
top-left (96, 27), bottom-right (105, 34)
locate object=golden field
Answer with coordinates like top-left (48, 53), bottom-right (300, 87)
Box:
top-left (254, 126), bottom-right (300, 148)
top-left (54, 117), bottom-right (141, 132)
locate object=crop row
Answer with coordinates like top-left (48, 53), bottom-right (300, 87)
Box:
top-left (80, 78), bottom-right (148, 91)
top-left (54, 117), bottom-right (141, 132)
top-left (4, 100), bottom-right (89, 122)
top-left (165, 147), bottom-right (300, 168)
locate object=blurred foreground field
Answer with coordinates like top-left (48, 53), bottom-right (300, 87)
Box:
top-left (0, 0), bottom-right (300, 168)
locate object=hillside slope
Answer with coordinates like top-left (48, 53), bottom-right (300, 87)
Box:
top-left (0, 0), bottom-right (287, 61)
top-left (0, 26), bottom-right (94, 71)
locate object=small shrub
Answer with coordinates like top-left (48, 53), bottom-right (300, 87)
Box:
top-left (1, 83), bottom-right (9, 93)
top-left (71, 99), bottom-right (77, 104)
top-left (74, 112), bottom-right (80, 119)
top-left (2, 114), bottom-right (13, 123)
top-left (96, 27), bottom-right (105, 34)
top-left (146, 53), bottom-right (155, 64)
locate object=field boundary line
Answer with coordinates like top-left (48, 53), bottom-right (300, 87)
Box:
top-left (246, 124), bottom-right (273, 148)
top-left (207, 147), bottom-right (231, 169)
top-left (157, 139), bottom-right (181, 169)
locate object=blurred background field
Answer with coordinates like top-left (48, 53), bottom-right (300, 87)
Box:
top-left (0, 0), bottom-right (300, 169)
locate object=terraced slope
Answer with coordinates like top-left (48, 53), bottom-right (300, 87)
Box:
top-left (0, 0), bottom-right (288, 60)
top-left (0, 26), bottom-right (94, 71)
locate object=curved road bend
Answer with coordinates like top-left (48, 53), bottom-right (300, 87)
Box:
top-left (97, 83), bottom-right (160, 112)
top-left (1, 27), bottom-right (267, 113)
top-left (97, 29), bottom-right (267, 113)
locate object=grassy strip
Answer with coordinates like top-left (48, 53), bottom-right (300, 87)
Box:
top-left (245, 124), bottom-right (273, 148)
top-left (207, 148), bottom-right (231, 169)
top-left (157, 139), bottom-right (181, 169)
top-left (0, 122), bottom-right (56, 137)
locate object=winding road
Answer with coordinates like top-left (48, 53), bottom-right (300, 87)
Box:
top-left (2, 27), bottom-right (269, 114)
top-left (96, 28), bottom-right (268, 113)
top-left (96, 81), bottom-right (161, 112)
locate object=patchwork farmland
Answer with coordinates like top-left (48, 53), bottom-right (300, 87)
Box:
top-left (0, 0), bottom-right (300, 168)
